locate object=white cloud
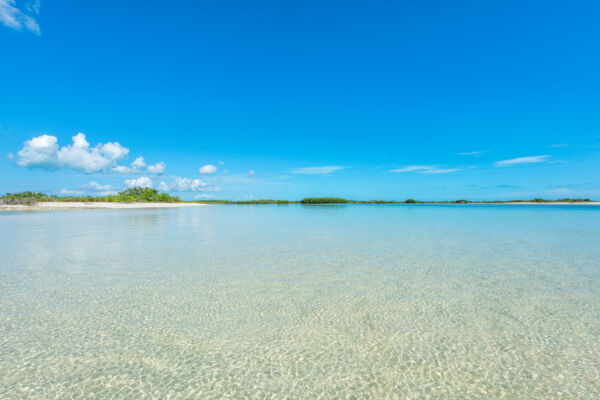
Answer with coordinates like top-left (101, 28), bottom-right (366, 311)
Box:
top-left (157, 177), bottom-right (220, 192)
top-left (217, 160), bottom-right (224, 165)
top-left (6, 152), bottom-right (14, 160)
top-left (15, 133), bottom-right (166, 175)
top-left (0, 0), bottom-right (40, 35)
top-left (57, 133), bottom-right (129, 173)
top-left (194, 193), bottom-right (216, 199)
top-left (550, 144), bottom-right (568, 148)
top-left (147, 162), bottom-right (166, 174)
top-left (112, 157), bottom-right (166, 174)
top-left (495, 155), bottom-right (550, 167)
top-left (290, 166), bottom-right (344, 175)
top-left (16, 134), bottom-right (60, 169)
top-left (171, 177), bottom-right (209, 191)
top-left (16, 133), bottom-right (130, 173)
top-left (83, 181), bottom-right (113, 191)
top-left (131, 156), bottom-right (146, 169)
top-left (199, 164), bottom-right (218, 175)
top-left (112, 165), bottom-right (132, 173)
top-left (391, 165), bottom-right (460, 174)
top-left (549, 188), bottom-right (571, 194)
top-left (248, 170), bottom-right (255, 176)
top-left (459, 150), bottom-right (489, 156)
top-left (125, 176), bottom-right (153, 188)
top-left (60, 189), bottom-right (84, 195)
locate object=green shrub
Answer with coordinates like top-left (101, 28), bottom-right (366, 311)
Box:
top-left (300, 197), bottom-right (349, 204)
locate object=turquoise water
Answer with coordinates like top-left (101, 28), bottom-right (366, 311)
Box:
top-left (1, 204), bottom-right (599, 399)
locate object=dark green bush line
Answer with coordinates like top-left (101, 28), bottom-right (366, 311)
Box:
top-left (299, 197), bottom-right (349, 204)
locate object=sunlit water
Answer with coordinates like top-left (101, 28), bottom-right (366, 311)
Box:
top-left (1, 204), bottom-right (599, 399)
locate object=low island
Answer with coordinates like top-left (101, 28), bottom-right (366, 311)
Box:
top-left (0, 189), bottom-right (598, 211)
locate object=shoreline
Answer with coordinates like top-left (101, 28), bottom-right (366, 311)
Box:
top-left (0, 202), bottom-right (206, 211)
top-left (1, 201), bottom-right (599, 211)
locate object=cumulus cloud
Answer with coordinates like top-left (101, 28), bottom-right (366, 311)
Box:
top-left (131, 157), bottom-right (146, 169)
top-left (16, 133), bottom-right (129, 173)
top-left (147, 162), bottom-right (166, 174)
top-left (199, 164), bottom-right (218, 175)
top-left (14, 133), bottom-right (166, 175)
top-left (157, 177), bottom-right (220, 192)
top-left (125, 176), bottom-right (153, 188)
top-left (58, 134), bottom-right (128, 173)
top-left (391, 165), bottom-right (460, 174)
top-left (112, 157), bottom-right (166, 174)
top-left (0, 0), bottom-right (40, 35)
top-left (170, 177), bottom-right (209, 191)
top-left (495, 155), bottom-right (550, 167)
top-left (290, 166), bottom-right (344, 175)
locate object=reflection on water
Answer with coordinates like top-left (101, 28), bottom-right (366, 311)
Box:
top-left (1, 205), bottom-right (600, 398)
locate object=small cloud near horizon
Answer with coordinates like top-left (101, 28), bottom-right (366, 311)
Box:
top-left (125, 176), bottom-right (153, 188)
top-left (459, 150), bottom-right (489, 156)
top-left (112, 156), bottom-right (166, 174)
top-left (60, 188), bottom-right (85, 195)
top-left (391, 165), bottom-right (460, 174)
top-left (495, 155), bottom-right (550, 167)
top-left (158, 177), bottom-right (220, 193)
top-left (290, 166), bottom-right (344, 175)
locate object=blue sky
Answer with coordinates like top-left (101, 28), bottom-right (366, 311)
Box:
top-left (1, 0), bottom-right (599, 200)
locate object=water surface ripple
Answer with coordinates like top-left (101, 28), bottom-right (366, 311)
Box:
top-left (1, 205), bottom-right (599, 398)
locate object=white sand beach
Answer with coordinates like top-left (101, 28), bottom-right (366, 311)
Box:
top-left (0, 202), bottom-right (206, 211)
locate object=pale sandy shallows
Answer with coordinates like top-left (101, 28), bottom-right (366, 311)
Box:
top-left (0, 202), bottom-right (206, 211)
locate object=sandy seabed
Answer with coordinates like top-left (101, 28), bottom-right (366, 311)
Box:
top-left (0, 202), bottom-right (206, 211)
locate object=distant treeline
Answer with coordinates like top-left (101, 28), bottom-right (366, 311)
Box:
top-left (1, 193), bottom-right (594, 206)
top-left (0, 188), bottom-right (181, 205)
top-left (192, 197), bottom-right (594, 205)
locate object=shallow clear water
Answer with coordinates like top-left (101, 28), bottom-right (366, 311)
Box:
top-left (1, 204), bottom-right (599, 399)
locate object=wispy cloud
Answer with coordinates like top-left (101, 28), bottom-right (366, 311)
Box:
top-left (469, 184), bottom-right (523, 190)
top-left (391, 165), bottom-right (460, 174)
top-left (0, 0), bottom-right (40, 35)
top-left (459, 150), bottom-right (489, 156)
top-left (194, 193), bottom-right (217, 199)
top-left (495, 155), bottom-right (550, 167)
top-left (290, 166), bottom-right (344, 175)
top-left (60, 188), bottom-right (84, 195)
top-left (550, 144), bottom-right (568, 148)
